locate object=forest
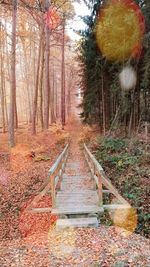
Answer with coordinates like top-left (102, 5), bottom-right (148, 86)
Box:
top-left (79, 0), bottom-right (150, 137)
top-left (0, 0), bottom-right (150, 266)
top-left (0, 0), bottom-right (77, 147)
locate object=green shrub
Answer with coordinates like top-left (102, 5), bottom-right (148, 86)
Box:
top-left (100, 137), bottom-right (127, 152)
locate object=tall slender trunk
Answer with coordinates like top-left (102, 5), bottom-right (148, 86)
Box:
top-left (55, 80), bottom-right (58, 119)
top-left (128, 90), bottom-right (135, 137)
top-left (9, 0), bottom-right (17, 147)
top-left (32, 31), bottom-right (43, 134)
top-left (61, 17), bottom-right (65, 129)
top-left (67, 69), bottom-right (72, 119)
top-left (4, 79), bottom-right (8, 128)
top-left (0, 53), bottom-right (6, 132)
top-left (0, 23), bottom-right (6, 132)
top-left (14, 99), bottom-right (18, 128)
top-left (21, 39), bottom-right (32, 123)
top-left (51, 67), bottom-right (56, 123)
top-left (39, 36), bottom-right (45, 130)
top-left (44, 0), bottom-right (50, 129)
top-left (101, 71), bottom-right (106, 135)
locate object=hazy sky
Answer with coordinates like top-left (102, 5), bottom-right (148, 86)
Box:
top-left (67, 1), bottom-right (91, 40)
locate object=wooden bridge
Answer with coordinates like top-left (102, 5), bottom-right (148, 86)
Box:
top-left (26, 143), bottom-right (130, 229)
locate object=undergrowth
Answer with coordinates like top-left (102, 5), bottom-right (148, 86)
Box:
top-left (90, 137), bottom-right (150, 238)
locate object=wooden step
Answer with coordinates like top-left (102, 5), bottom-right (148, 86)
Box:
top-left (52, 205), bottom-right (104, 215)
top-left (56, 194), bottom-right (98, 204)
top-left (61, 185), bottom-right (85, 190)
top-left (61, 179), bottom-right (87, 183)
top-left (62, 174), bottom-right (86, 179)
top-left (56, 195), bottom-right (98, 202)
top-left (56, 217), bottom-right (99, 229)
top-left (57, 190), bottom-right (97, 195)
top-left (56, 200), bottom-right (98, 206)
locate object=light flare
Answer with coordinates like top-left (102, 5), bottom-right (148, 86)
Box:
top-left (96, 0), bottom-right (145, 61)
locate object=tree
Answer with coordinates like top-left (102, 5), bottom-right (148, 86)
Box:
top-left (32, 29), bottom-right (43, 134)
top-left (43, 0), bottom-right (51, 129)
top-left (9, 0), bottom-right (17, 147)
top-left (61, 15), bottom-right (65, 129)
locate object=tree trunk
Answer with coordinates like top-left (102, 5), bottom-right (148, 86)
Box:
top-left (21, 39), bottom-right (32, 123)
top-left (14, 100), bottom-right (18, 129)
top-left (9, 0), bottom-right (17, 147)
top-left (0, 54), bottom-right (6, 133)
top-left (61, 17), bottom-right (66, 129)
top-left (51, 67), bottom-right (56, 123)
top-left (39, 36), bottom-right (45, 130)
top-left (101, 71), bottom-right (106, 135)
top-left (32, 31), bottom-right (43, 134)
top-left (0, 23), bottom-right (6, 132)
top-left (55, 80), bottom-right (58, 120)
top-left (4, 79), bottom-right (8, 128)
top-left (67, 68), bottom-right (73, 119)
top-left (44, 0), bottom-right (50, 129)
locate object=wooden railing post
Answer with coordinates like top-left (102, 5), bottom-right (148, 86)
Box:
top-left (97, 174), bottom-right (103, 206)
top-left (50, 174), bottom-right (55, 208)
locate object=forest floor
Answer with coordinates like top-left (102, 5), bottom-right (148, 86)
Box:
top-left (0, 124), bottom-right (69, 241)
top-left (0, 119), bottom-right (150, 266)
top-left (87, 130), bottom-right (150, 239)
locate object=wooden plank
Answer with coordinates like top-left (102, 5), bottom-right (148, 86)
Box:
top-left (103, 190), bottom-right (110, 193)
top-left (56, 195), bottom-right (98, 201)
top-left (25, 182), bottom-right (51, 211)
top-left (51, 174), bottom-right (55, 208)
top-left (54, 175), bottom-right (59, 188)
top-left (103, 204), bottom-right (130, 210)
top-left (62, 176), bottom-right (86, 180)
top-left (57, 190), bottom-right (97, 196)
top-left (49, 144), bottom-right (69, 175)
top-left (56, 217), bottom-right (99, 229)
top-left (52, 205), bottom-right (104, 215)
top-left (56, 196), bottom-right (98, 205)
top-left (29, 207), bottom-right (52, 213)
top-left (60, 185), bottom-right (84, 190)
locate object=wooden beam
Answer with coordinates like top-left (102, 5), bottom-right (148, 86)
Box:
top-left (29, 207), bottom-right (52, 213)
top-left (25, 182), bottom-right (51, 211)
top-left (103, 204), bottom-right (130, 210)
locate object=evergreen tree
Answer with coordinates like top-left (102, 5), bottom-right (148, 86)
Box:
top-left (79, 0), bottom-right (150, 135)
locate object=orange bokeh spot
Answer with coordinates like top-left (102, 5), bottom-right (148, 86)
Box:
top-left (96, 0), bottom-right (145, 61)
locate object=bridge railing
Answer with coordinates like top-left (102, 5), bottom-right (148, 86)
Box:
top-left (49, 143), bottom-right (69, 208)
top-left (26, 143), bottom-right (69, 212)
top-left (84, 143), bottom-right (130, 209)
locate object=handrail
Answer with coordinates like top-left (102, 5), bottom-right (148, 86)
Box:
top-left (26, 143), bottom-right (69, 212)
top-left (49, 144), bottom-right (69, 175)
top-left (84, 143), bottom-right (130, 208)
top-left (50, 144), bottom-right (69, 207)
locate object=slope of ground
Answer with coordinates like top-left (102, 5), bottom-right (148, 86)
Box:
top-left (0, 124), bottom-right (68, 241)
top-left (88, 136), bottom-right (150, 238)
